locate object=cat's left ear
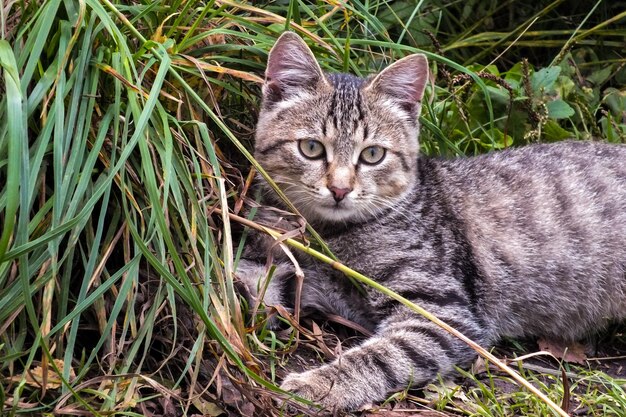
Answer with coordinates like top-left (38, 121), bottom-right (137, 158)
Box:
top-left (365, 54), bottom-right (429, 115)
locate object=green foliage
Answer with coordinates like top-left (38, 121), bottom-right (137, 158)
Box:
top-left (0, 0), bottom-right (624, 415)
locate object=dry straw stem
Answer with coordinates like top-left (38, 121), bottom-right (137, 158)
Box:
top-left (173, 57), bottom-right (264, 84)
top-left (222, 210), bottom-right (571, 417)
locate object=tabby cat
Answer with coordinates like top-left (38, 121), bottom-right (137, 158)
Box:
top-left (236, 32), bottom-right (626, 411)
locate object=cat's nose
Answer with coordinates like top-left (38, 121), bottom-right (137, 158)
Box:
top-left (329, 186), bottom-right (352, 202)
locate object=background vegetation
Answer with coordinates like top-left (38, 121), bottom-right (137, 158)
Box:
top-left (1, 0), bottom-right (625, 415)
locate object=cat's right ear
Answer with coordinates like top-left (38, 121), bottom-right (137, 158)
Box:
top-left (263, 32), bottom-right (328, 105)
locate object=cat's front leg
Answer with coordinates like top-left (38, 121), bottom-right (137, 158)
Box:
top-left (236, 259), bottom-right (375, 330)
top-left (235, 259), bottom-right (294, 326)
top-left (280, 308), bottom-right (490, 410)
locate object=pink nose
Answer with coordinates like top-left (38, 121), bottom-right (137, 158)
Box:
top-left (329, 186), bottom-right (351, 202)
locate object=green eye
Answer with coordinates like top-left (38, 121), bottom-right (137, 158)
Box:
top-left (360, 146), bottom-right (386, 165)
top-left (298, 139), bottom-right (325, 159)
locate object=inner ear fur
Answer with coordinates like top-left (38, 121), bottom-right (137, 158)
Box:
top-left (264, 32), bottom-right (330, 103)
top-left (365, 54), bottom-right (429, 110)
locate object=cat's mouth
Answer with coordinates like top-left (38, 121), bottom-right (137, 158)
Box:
top-left (313, 198), bottom-right (357, 221)
top-left (324, 197), bottom-right (350, 209)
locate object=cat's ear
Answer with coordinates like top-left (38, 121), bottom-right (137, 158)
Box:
top-left (263, 32), bottom-right (328, 104)
top-left (365, 54), bottom-right (429, 115)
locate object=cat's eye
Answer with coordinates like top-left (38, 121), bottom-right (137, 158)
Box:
top-left (359, 146), bottom-right (386, 165)
top-left (298, 139), bottom-right (325, 159)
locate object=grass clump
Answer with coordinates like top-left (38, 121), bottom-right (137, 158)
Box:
top-left (1, 0), bottom-right (625, 415)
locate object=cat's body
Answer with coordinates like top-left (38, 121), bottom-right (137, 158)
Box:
top-left (238, 32), bottom-right (626, 411)
top-left (308, 142), bottom-right (626, 341)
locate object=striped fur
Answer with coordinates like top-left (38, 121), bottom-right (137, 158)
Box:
top-left (239, 32), bottom-right (626, 410)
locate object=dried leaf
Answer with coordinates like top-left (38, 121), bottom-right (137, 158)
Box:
top-left (18, 359), bottom-right (75, 389)
top-left (240, 401), bottom-right (255, 417)
top-left (220, 374), bottom-right (245, 408)
top-left (537, 338), bottom-right (587, 364)
top-left (471, 356), bottom-right (487, 374)
top-left (191, 398), bottom-right (225, 416)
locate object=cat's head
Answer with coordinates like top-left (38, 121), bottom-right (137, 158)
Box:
top-left (255, 32), bottom-right (428, 224)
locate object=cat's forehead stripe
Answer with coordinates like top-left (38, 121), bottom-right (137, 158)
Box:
top-left (326, 73), bottom-right (366, 132)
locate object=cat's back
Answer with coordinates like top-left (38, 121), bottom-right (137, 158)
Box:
top-left (441, 140), bottom-right (626, 192)
top-left (437, 140), bottom-right (626, 339)
top-left (440, 140), bottom-right (626, 238)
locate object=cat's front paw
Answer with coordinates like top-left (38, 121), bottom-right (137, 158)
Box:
top-left (281, 370), bottom-right (332, 403)
top-left (280, 367), bottom-right (361, 411)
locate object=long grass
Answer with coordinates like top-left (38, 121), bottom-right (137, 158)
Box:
top-left (1, 1), bottom-right (625, 415)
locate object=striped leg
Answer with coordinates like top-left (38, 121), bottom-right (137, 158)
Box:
top-left (280, 306), bottom-right (491, 410)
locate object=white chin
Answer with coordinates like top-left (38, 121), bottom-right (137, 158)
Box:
top-left (299, 201), bottom-right (369, 224)
top-left (313, 206), bottom-right (356, 222)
